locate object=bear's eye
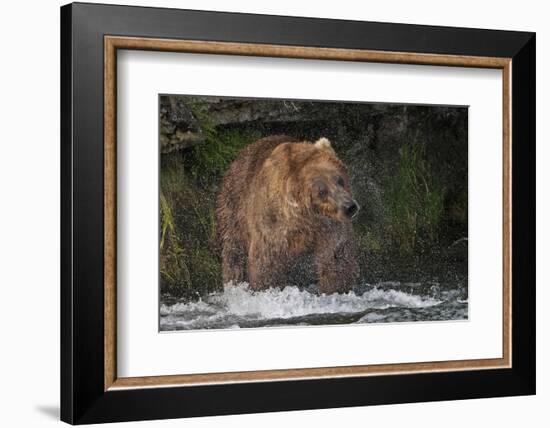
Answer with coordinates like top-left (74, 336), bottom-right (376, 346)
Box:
top-left (315, 181), bottom-right (328, 199)
top-left (336, 176), bottom-right (345, 187)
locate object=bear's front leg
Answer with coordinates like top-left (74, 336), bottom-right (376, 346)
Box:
top-left (221, 242), bottom-right (247, 285)
top-left (315, 239), bottom-right (358, 294)
top-left (247, 241), bottom-right (287, 290)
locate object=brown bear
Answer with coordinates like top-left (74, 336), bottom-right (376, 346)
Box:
top-left (216, 135), bottom-right (359, 294)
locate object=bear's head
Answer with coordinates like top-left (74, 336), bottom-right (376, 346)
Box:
top-left (302, 138), bottom-right (360, 222)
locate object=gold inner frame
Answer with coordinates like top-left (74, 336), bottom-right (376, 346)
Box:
top-left (104, 35), bottom-right (512, 391)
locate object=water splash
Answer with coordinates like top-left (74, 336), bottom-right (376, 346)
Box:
top-left (160, 282), bottom-right (466, 331)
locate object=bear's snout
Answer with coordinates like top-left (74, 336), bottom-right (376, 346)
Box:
top-left (343, 200), bottom-right (360, 219)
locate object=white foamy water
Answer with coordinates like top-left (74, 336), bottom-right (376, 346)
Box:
top-left (159, 282), bottom-right (466, 331)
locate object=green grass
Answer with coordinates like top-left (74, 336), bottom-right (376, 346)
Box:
top-left (186, 129), bottom-right (258, 180)
top-left (383, 142), bottom-right (445, 254)
top-left (182, 99), bottom-right (259, 180)
top-left (358, 231), bottom-right (383, 253)
top-left (160, 159), bottom-right (190, 294)
top-left (160, 165), bottom-right (220, 296)
top-left (159, 124), bottom-right (258, 297)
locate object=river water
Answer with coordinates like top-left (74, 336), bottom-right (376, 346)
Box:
top-left (160, 281), bottom-right (468, 331)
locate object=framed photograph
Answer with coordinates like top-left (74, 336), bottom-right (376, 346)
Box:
top-left (61, 2), bottom-right (535, 424)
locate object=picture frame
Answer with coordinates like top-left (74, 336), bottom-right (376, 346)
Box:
top-left (60, 2), bottom-right (535, 424)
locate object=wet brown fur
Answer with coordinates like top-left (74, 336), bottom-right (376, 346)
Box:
top-left (216, 135), bottom-right (359, 293)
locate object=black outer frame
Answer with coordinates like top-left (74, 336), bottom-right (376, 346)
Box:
top-left (60, 2), bottom-right (535, 424)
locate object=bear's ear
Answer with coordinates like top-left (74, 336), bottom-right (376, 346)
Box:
top-left (314, 137), bottom-right (335, 154)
